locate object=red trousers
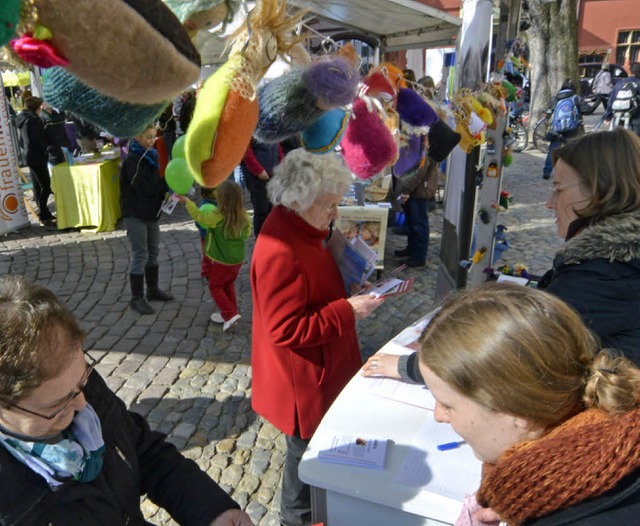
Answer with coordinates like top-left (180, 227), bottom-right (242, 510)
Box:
top-left (207, 260), bottom-right (242, 321)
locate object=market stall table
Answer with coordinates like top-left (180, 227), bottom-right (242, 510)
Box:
top-left (299, 317), bottom-right (482, 526)
top-left (52, 156), bottom-right (121, 232)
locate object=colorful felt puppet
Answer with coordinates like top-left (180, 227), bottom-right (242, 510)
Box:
top-left (340, 98), bottom-right (398, 180)
top-left (185, 0), bottom-right (304, 187)
top-left (254, 57), bottom-right (359, 143)
top-left (301, 108), bottom-right (350, 154)
top-left (8, 0), bottom-right (201, 105)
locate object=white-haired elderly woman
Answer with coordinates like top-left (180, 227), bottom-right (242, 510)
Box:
top-left (250, 148), bottom-right (384, 526)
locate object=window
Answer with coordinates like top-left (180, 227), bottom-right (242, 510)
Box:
top-left (616, 30), bottom-right (640, 65)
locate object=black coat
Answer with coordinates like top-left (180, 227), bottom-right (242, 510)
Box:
top-left (0, 371), bottom-right (238, 526)
top-left (120, 149), bottom-right (168, 221)
top-left (15, 109), bottom-right (48, 167)
top-left (540, 210), bottom-right (640, 365)
top-left (41, 109), bottom-right (71, 165)
top-left (528, 471), bottom-right (640, 526)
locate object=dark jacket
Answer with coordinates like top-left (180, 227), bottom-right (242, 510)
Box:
top-left (394, 160), bottom-right (438, 200)
top-left (0, 371), bottom-right (238, 526)
top-left (539, 210), bottom-right (640, 365)
top-left (120, 147), bottom-right (168, 221)
top-left (528, 471), bottom-right (640, 526)
top-left (15, 109), bottom-right (48, 166)
top-left (240, 140), bottom-right (283, 179)
top-left (604, 76), bottom-right (640, 122)
top-left (41, 108), bottom-right (71, 165)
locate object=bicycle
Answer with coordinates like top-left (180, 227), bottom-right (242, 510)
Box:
top-left (532, 109), bottom-right (553, 153)
top-left (507, 112), bottom-right (529, 152)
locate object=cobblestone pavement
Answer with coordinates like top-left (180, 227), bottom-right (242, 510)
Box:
top-left (0, 144), bottom-right (562, 525)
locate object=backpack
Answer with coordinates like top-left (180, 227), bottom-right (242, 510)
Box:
top-left (611, 81), bottom-right (640, 115)
top-left (551, 95), bottom-right (580, 134)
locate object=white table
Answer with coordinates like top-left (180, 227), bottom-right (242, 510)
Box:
top-left (299, 326), bottom-right (482, 526)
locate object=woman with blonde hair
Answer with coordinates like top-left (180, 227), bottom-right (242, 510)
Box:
top-left (419, 283), bottom-right (640, 525)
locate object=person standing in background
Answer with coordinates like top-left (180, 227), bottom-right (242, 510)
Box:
top-left (120, 124), bottom-right (174, 315)
top-left (40, 103), bottom-right (72, 168)
top-left (15, 96), bottom-right (56, 226)
top-left (240, 138), bottom-right (283, 236)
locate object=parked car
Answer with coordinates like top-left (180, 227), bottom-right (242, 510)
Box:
top-left (579, 62), bottom-right (628, 96)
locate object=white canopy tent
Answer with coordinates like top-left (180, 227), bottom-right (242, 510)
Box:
top-left (195, 0), bottom-right (461, 65)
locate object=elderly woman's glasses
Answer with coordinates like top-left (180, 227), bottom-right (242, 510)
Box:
top-left (6, 352), bottom-right (97, 420)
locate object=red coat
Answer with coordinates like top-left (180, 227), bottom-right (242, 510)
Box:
top-left (251, 206), bottom-right (362, 439)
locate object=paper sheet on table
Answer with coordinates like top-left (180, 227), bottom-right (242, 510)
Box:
top-left (365, 376), bottom-right (436, 410)
top-left (391, 309), bottom-right (439, 350)
top-left (394, 417), bottom-right (482, 501)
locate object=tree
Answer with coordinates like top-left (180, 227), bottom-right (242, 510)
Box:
top-left (525, 0), bottom-right (579, 125)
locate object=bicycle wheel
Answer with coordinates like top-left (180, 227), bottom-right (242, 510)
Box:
top-left (533, 118), bottom-right (551, 153)
top-left (511, 123), bottom-right (528, 152)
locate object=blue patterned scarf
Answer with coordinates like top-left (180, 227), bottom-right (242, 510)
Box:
top-left (130, 139), bottom-right (159, 168)
top-left (0, 403), bottom-right (105, 487)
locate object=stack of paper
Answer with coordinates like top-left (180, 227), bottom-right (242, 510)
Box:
top-left (318, 434), bottom-right (389, 470)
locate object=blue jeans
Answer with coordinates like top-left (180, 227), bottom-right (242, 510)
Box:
top-left (125, 216), bottom-right (160, 275)
top-left (402, 197), bottom-right (429, 262)
top-left (543, 140), bottom-right (562, 179)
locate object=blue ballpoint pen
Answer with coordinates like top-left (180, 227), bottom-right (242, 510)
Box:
top-left (437, 440), bottom-right (467, 451)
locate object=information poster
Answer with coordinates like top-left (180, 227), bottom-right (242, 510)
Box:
top-left (336, 206), bottom-right (389, 269)
top-left (0, 76), bottom-right (30, 234)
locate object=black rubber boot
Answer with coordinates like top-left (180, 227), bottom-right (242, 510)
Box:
top-left (129, 273), bottom-right (155, 314)
top-left (145, 265), bottom-right (174, 301)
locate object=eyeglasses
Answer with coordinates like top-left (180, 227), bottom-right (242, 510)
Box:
top-left (313, 201), bottom-right (340, 215)
top-left (548, 182), bottom-right (582, 200)
top-left (7, 352), bottom-right (97, 420)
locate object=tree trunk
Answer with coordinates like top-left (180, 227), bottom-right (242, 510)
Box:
top-left (527, 0), bottom-right (579, 127)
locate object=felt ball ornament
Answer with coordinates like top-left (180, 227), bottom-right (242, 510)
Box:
top-left (165, 158), bottom-right (195, 195)
top-left (301, 108), bottom-right (349, 154)
top-left (340, 99), bottom-right (398, 180)
top-left (29, 0), bottom-right (201, 105)
top-left (42, 67), bottom-right (166, 138)
top-left (396, 88), bottom-right (440, 132)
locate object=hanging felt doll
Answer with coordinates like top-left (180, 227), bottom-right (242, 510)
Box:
top-left (254, 55), bottom-right (360, 143)
top-left (8, 0), bottom-right (201, 105)
top-left (185, 0), bottom-right (304, 188)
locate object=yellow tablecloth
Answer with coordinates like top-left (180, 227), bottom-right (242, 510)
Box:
top-left (52, 159), bottom-right (121, 232)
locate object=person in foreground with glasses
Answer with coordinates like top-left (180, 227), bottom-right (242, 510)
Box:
top-left (0, 275), bottom-right (253, 526)
top-left (363, 128), bottom-right (640, 383)
top-left (419, 284), bottom-right (640, 525)
top-left (250, 149), bottom-right (384, 526)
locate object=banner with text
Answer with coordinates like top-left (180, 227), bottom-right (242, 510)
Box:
top-left (0, 75), bottom-right (30, 235)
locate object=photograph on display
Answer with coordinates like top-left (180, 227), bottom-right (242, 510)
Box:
top-left (335, 206), bottom-right (389, 268)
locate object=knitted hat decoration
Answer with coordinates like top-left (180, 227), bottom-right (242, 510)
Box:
top-left (10, 0), bottom-right (201, 105)
top-left (42, 67), bottom-right (166, 138)
top-left (255, 57), bottom-right (359, 143)
top-left (427, 119), bottom-right (461, 163)
top-left (340, 98), bottom-right (398, 180)
top-left (301, 108), bottom-right (350, 154)
top-left (360, 70), bottom-right (397, 105)
top-left (396, 87), bottom-right (440, 134)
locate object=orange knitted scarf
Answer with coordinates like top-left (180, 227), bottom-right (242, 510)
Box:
top-left (476, 407), bottom-right (640, 525)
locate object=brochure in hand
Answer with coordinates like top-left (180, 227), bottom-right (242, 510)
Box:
top-left (327, 228), bottom-right (378, 294)
top-left (317, 433), bottom-right (389, 470)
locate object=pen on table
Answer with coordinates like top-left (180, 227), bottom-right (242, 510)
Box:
top-left (437, 440), bottom-right (467, 451)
